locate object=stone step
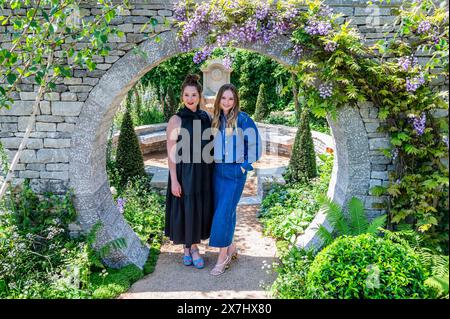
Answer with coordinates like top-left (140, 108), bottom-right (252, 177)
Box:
top-left (238, 195), bottom-right (261, 206)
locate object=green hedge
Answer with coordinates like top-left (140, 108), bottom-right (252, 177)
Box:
top-left (306, 234), bottom-right (428, 299)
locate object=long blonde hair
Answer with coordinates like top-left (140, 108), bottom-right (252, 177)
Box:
top-left (211, 84), bottom-right (240, 135)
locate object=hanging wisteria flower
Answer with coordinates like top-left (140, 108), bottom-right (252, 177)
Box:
top-left (223, 54), bottom-right (233, 69)
top-left (318, 83), bottom-right (333, 99)
top-left (117, 198), bottom-right (127, 214)
top-left (417, 20), bottom-right (431, 34)
top-left (255, 3), bottom-right (270, 21)
top-left (406, 73), bottom-right (425, 92)
top-left (408, 112), bottom-right (427, 136)
top-left (305, 19), bottom-right (332, 36)
top-left (324, 41), bottom-right (337, 52)
top-left (292, 43), bottom-right (304, 57)
top-left (193, 45), bottom-right (214, 64)
top-left (173, 0), bottom-right (187, 22)
top-left (398, 55), bottom-right (418, 71)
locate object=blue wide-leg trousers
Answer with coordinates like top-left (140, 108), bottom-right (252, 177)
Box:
top-left (209, 163), bottom-right (247, 248)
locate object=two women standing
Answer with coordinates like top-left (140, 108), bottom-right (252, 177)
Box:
top-left (165, 75), bottom-right (261, 276)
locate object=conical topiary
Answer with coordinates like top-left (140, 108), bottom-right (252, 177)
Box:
top-left (253, 83), bottom-right (267, 122)
top-left (164, 85), bottom-right (177, 122)
top-left (116, 103), bottom-right (146, 189)
top-left (285, 108), bottom-right (317, 184)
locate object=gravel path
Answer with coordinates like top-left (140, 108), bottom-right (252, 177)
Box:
top-left (118, 204), bottom-right (278, 299)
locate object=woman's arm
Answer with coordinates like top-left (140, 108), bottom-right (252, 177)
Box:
top-left (167, 115), bottom-right (182, 197)
top-left (242, 114), bottom-right (262, 172)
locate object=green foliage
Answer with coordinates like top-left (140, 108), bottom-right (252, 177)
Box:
top-left (118, 175), bottom-right (165, 246)
top-left (269, 247), bottom-right (315, 299)
top-left (164, 85), bottom-right (178, 122)
top-left (317, 196), bottom-right (387, 246)
top-left (259, 153), bottom-right (333, 243)
top-left (306, 234), bottom-right (428, 299)
top-left (115, 108), bottom-right (146, 188)
top-left (253, 83), bottom-right (268, 122)
top-left (284, 108), bottom-right (317, 184)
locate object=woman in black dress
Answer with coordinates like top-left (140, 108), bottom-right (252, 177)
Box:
top-left (165, 74), bottom-right (214, 269)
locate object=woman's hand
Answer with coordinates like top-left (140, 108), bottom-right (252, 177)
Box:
top-left (240, 166), bottom-right (245, 174)
top-left (171, 179), bottom-right (182, 197)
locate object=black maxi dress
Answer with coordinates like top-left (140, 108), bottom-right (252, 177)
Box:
top-left (164, 107), bottom-right (214, 248)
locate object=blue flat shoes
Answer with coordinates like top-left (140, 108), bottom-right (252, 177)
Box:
top-left (183, 254), bottom-right (193, 266)
top-left (190, 248), bottom-right (205, 269)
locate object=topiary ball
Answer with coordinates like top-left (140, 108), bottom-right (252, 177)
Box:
top-left (306, 234), bottom-right (428, 299)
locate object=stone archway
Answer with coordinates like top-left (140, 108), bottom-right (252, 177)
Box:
top-left (69, 29), bottom-right (390, 268)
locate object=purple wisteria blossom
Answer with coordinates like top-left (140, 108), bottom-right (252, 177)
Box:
top-left (173, 1), bottom-right (187, 22)
top-left (318, 83), bottom-right (333, 99)
top-left (255, 4), bottom-right (270, 21)
top-left (117, 198), bottom-right (127, 214)
top-left (292, 44), bottom-right (304, 57)
top-left (193, 45), bottom-right (214, 64)
top-left (406, 73), bottom-right (425, 92)
top-left (223, 54), bottom-right (233, 69)
top-left (409, 112), bottom-right (427, 136)
top-left (417, 20), bottom-right (431, 34)
top-left (324, 41), bottom-right (337, 52)
top-left (398, 55), bottom-right (418, 71)
top-left (305, 19), bottom-right (332, 36)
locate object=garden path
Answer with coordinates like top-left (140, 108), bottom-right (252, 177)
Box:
top-left (118, 154), bottom-right (286, 299)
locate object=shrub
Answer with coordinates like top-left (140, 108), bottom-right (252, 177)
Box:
top-left (306, 234), bottom-right (428, 299)
top-left (253, 83), bottom-right (268, 122)
top-left (164, 85), bottom-right (178, 122)
top-left (115, 107), bottom-right (146, 189)
top-left (284, 108), bottom-right (317, 184)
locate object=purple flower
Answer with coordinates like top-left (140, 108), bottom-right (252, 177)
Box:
top-left (409, 112), bottom-right (427, 136)
top-left (318, 83), bottom-right (333, 99)
top-left (324, 41), bottom-right (337, 52)
top-left (406, 73), bottom-right (425, 92)
top-left (173, 1), bottom-right (187, 22)
top-left (305, 19), bottom-right (332, 36)
top-left (193, 45), bottom-right (214, 64)
top-left (292, 44), bottom-right (304, 57)
top-left (398, 56), bottom-right (418, 72)
top-left (417, 20), bottom-right (431, 34)
top-left (117, 198), bottom-right (127, 214)
top-left (223, 54), bottom-right (233, 69)
top-left (255, 4), bottom-right (270, 21)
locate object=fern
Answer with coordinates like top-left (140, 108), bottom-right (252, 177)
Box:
top-left (318, 195), bottom-right (387, 244)
top-left (348, 197), bottom-right (368, 235)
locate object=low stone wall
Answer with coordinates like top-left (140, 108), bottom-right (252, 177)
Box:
top-left (108, 121), bottom-right (335, 158)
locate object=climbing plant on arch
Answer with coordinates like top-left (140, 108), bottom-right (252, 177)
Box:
top-left (172, 0), bottom-right (449, 246)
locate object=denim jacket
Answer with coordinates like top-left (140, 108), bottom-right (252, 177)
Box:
top-left (213, 111), bottom-right (262, 172)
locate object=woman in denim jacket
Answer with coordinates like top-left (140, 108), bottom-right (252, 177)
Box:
top-left (209, 83), bottom-right (262, 276)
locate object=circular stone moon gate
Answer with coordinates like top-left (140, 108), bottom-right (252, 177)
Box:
top-left (0, 1), bottom-right (402, 269)
top-left (70, 29), bottom-right (392, 269)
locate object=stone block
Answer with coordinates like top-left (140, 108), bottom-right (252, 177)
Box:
top-left (37, 149), bottom-right (69, 163)
top-left (36, 122), bottom-right (56, 132)
top-left (52, 102), bottom-right (83, 116)
top-left (44, 138), bottom-right (71, 148)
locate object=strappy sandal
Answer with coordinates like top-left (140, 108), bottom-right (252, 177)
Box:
top-left (190, 248), bottom-right (205, 269)
top-left (210, 255), bottom-right (232, 276)
top-left (227, 243), bottom-right (239, 262)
